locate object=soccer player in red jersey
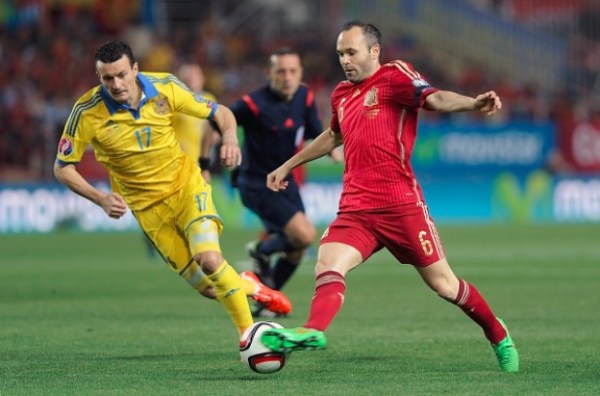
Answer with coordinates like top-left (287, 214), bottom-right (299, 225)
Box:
top-left (260, 20), bottom-right (519, 372)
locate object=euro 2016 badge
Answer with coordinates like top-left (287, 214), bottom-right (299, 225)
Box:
top-left (194, 93), bottom-right (215, 109)
top-left (58, 138), bottom-right (73, 156)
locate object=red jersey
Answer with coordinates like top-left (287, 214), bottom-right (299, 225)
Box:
top-left (330, 60), bottom-right (438, 212)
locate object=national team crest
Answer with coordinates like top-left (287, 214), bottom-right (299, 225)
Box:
top-left (104, 120), bottom-right (120, 134)
top-left (58, 138), bottom-right (73, 156)
top-left (364, 88), bottom-right (378, 107)
top-left (154, 97), bottom-right (170, 115)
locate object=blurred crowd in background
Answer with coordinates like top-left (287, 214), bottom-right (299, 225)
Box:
top-left (2, 0), bottom-right (600, 181)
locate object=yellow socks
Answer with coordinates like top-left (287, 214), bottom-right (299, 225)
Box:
top-left (180, 262), bottom-right (212, 294)
top-left (208, 261), bottom-right (253, 336)
top-left (181, 261), bottom-right (255, 296)
top-left (240, 278), bottom-right (256, 296)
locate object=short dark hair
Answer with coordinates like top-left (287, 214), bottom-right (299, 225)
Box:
top-left (269, 47), bottom-right (300, 67)
top-left (341, 20), bottom-right (382, 50)
top-left (94, 40), bottom-right (135, 66)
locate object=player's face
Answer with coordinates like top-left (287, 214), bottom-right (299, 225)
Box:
top-left (336, 27), bottom-right (380, 83)
top-left (268, 53), bottom-right (303, 101)
top-left (96, 55), bottom-right (139, 105)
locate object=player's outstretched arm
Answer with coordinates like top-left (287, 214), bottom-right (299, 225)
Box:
top-left (267, 128), bottom-right (340, 191)
top-left (53, 162), bottom-right (127, 219)
top-left (212, 105), bottom-right (242, 170)
top-left (425, 90), bottom-right (502, 115)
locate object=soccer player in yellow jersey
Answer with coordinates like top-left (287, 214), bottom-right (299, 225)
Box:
top-left (53, 40), bottom-right (291, 349)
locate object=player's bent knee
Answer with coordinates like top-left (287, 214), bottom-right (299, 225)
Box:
top-left (433, 281), bottom-right (459, 301)
top-left (287, 217), bottom-right (317, 248)
top-left (289, 234), bottom-right (314, 250)
top-left (437, 289), bottom-right (456, 301)
top-left (194, 251), bottom-right (224, 274)
top-left (297, 227), bottom-right (317, 247)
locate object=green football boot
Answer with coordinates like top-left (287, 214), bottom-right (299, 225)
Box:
top-left (261, 327), bottom-right (327, 353)
top-left (492, 318), bottom-right (519, 373)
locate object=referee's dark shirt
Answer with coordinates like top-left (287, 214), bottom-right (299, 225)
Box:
top-left (231, 84), bottom-right (323, 188)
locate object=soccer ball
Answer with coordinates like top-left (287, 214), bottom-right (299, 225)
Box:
top-left (240, 321), bottom-right (287, 374)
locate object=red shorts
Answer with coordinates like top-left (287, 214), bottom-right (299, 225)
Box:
top-left (320, 202), bottom-right (445, 267)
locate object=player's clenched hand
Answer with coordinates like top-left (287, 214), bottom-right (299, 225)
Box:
top-left (220, 140), bottom-right (242, 170)
top-left (473, 91), bottom-right (502, 115)
top-left (100, 192), bottom-right (127, 219)
top-left (267, 166), bottom-right (290, 192)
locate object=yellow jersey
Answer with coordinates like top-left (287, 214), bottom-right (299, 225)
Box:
top-left (174, 90), bottom-right (217, 162)
top-left (56, 72), bottom-right (217, 211)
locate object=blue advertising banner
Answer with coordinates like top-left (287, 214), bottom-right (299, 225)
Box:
top-left (0, 173), bottom-right (598, 234)
top-left (553, 177), bottom-right (600, 222)
top-left (420, 170), bottom-right (554, 224)
top-left (0, 182), bottom-right (139, 233)
top-left (413, 121), bottom-right (555, 175)
top-left (0, 121), bottom-right (594, 233)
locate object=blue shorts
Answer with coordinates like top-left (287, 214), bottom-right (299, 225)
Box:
top-left (239, 182), bottom-right (305, 234)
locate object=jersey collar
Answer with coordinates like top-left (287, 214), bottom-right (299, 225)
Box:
top-left (101, 73), bottom-right (159, 115)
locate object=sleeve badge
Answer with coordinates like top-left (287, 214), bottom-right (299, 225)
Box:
top-left (58, 138), bottom-right (73, 156)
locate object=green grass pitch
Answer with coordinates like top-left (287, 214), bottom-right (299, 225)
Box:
top-left (1, 224), bottom-right (599, 395)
